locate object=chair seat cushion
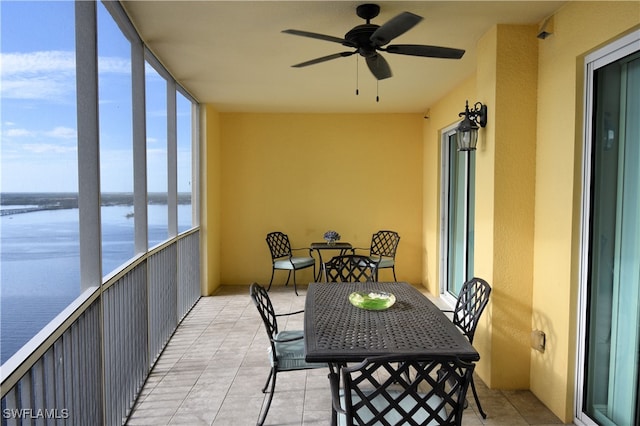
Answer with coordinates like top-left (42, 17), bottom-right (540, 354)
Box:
top-left (274, 256), bottom-right (315, 270)
top-left (370, 255), bottom-right (394, 269)
top-left (337, 390), bottom-right (446, 425)
top-left (270, 330), bottom-right (326, 370)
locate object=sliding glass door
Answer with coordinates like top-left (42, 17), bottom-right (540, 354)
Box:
top-left (578, 31), bottom-right (640, 426)
top-left (441, 130), bottom-right (475, 298)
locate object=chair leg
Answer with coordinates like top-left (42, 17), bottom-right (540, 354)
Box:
top-left (292, 270), bottom-right (299, 296)
top-left (261, 368), bottom-right (273, 393)
top-left (285, 270), bottom-right (292, 285)
top-left (258, 367), bottom-right (277, 426)
top-left (470, 376), bottom-right (487, 419)
top-left (392, 266), bottom-right (397, 281)
top-left (267, 268), bottom-right (276, 291)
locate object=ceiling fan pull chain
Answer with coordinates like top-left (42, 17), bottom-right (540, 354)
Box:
top-left (356, 56), bottom-right (359, 95)
top-left (376, 80), bottom-right (380, 102)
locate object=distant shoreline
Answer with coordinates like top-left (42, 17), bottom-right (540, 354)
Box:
top-left (1, 192), bottom-right (192, 207)
top-left (0, 192), bottom-right (192, 216)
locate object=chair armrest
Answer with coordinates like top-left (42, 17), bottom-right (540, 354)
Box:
top-left (271, 334), bottom-right (303, 343)
top-left (441, 309), bottom-right (456, 321)
top-left (291, 247), bottom-right (313, 256)
top-left (276, 309), bottom-right (304, 317)
top-left (351, 248), bottom-right (371, 257)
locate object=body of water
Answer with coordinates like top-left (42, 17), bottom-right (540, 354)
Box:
top-left (1, 198), bottom-right (192, 364)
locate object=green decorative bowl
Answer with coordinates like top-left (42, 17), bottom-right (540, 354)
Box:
top-left (349, 291), bottom-right (396, 311)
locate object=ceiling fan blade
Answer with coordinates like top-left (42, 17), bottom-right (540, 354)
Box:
top-left (366, 54), bottom-right (392, 80)
top-left (282, 29), bottom-right (356, 47)
top-left (386, 44), bottom-right (465, 59)
top-left (291, 51), bottom-right (356, 68)
top-left (370, 12), bottom-right (423, 47)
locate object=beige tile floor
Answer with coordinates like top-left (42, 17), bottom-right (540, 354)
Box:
top-left (127, 284), bottom-right (568, 426)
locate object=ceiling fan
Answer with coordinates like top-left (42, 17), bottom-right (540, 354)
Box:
top-left (282, 3), bottom-right (465, 81)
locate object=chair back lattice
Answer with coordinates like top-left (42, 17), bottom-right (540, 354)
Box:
top-left (266, 231), bottom-right (292, 260)
top-left (370, 230), bottom-right (400, 258)
top-left (324, 255), bottom-right (377, 283)
top-left (333, 355), bottom-right (475, 426)
top-left (451, 277), bottom-right (491, 343)
top-left (250, 283), bottom-right (279, 342)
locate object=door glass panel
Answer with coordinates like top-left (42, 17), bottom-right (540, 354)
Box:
top-left (445, 133), bottom-right (475, 297)
top-left (584, 53), bottom-right (640, 426)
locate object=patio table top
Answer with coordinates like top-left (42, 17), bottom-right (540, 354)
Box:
top-left (304, 281), bottom-right (480, 363)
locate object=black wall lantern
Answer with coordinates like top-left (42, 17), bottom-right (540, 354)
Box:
top-left (456, 100), bottom-right (488, 151)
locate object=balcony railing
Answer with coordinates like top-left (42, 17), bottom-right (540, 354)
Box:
top-left (1, 230), bottom-right (201, 425)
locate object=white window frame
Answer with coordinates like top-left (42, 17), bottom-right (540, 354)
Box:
top-left (575, 28), bottom-right (640, 426)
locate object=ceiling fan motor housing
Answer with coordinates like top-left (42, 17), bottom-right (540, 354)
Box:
top-left (345, 24), bottom-right (379, 57)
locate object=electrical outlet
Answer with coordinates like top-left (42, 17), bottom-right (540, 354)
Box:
top-left (531, 330), bottom-right (546, 353)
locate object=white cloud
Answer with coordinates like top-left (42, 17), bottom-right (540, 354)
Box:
top-left (2, 74), bottom-right (73, 100)
top-left (22, 143), bottom-right (77, 154)
top-left (2, 125), bottom-right (77, 141)
top-left (44, 126), bottom-right (77, 139)
top-left (1, 51), bottom-right (76, 76)
top-left (1, 51), bottom-right (75, 100)
top-left (99, 56), bottom-right (130, 74)
top-left (5, 128), bottom-right (35, 137)
top-left (1, 51), bottom-right (130, 101)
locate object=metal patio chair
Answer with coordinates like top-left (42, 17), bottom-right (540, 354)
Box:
top-left (329, 355), bottom-right (475, 426)
top-left (443, 277), bottom-right (492, 419)
top-left (323, 254), bottom-right (378, 283)
top-left (265, 231), bottom-right (315, 295)
top-left (249, 283), bottom-right (326, 426)
top-left (354, 230), bottom-right (400, 280)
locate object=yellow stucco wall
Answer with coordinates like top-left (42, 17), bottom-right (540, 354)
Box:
top-left (533, 1), bottom-right (640, 422)
top-left (201, 105), bottom-right (222, 295)
top-left (480, 24), bottom-right (538, 391)
top-left (217, 113), bottom-right (424, 287)
top-left (423, 24), bottom-right (538, 395)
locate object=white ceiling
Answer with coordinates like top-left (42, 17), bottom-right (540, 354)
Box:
top-left (121, 1), bottom-right (565, 113)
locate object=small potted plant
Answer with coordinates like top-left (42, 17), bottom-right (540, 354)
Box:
top-left (323, 230), bottom-right (341, 245)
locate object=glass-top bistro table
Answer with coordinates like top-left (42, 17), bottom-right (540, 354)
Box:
top-left (309, 241), bottom-right (353, 281)
top-left (304, 282), bottom-right (479, 425)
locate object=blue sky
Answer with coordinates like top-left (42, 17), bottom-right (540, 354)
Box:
top-left (1, 1), bottom-right (192, 194)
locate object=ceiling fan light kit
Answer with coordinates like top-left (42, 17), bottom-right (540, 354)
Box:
top-left (282, 3), bottom-right (465, 87)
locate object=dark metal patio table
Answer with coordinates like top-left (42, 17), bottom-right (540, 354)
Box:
top-left (310, 242), bottom-right (354, 281)
top-left (304, 281), bottom-right (480, 363)
top-left (304, 282), bottom-right (479, 425)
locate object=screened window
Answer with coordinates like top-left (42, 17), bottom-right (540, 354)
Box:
top-left (177, 91), bottom-right (194, 232)
top-left (0, 1), bottom-right (80, 364)
top-left (98, 1), bottom-right (135, 274)
top-left (145, 62), bottom-right (169, 247)
top-left (0, 0), bottom-right (199, 367)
